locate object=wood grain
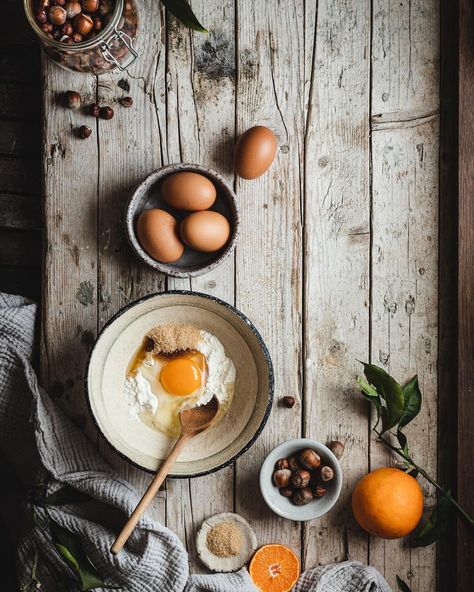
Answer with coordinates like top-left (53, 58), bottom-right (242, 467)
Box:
top-left (458, 0), bottom-right (474, 588)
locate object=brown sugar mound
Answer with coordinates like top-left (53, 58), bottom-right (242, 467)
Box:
top-left (206, 521), bottom-right (243, 558)
top-left (146, 323), bottom-right (201, 355)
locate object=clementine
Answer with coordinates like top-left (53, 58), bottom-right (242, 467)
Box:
top-left (352, 467), bottom-right (423, 539)
top-left (249, 544), bottom-right (300, 592)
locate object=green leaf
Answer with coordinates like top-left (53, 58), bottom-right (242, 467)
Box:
top-left (357, 376), bottom-right (379, 397)
top-left (396, 575), bottom-right (412, 592)
top-left (411, 492), bottom-right (452, 547)
top-left (400, 375), bottom-right (422, 429)
top-left (362, 363), bottom-right (404, 433)
top-left (46, 485), bottom-right (91, 506)
top-left (50, 522), bottom-right (105, 591)
top-left (396, 429), bottom-right (408, 452)
top-left (161, 0), bottom-right (208, 32)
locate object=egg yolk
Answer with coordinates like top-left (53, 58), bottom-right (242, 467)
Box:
top-left (160, 358), bottom-right (202, 396)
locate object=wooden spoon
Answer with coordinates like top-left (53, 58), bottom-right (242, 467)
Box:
top-left (111, 396), bottom-right (220, 555)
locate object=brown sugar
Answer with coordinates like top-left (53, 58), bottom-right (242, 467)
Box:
top-left (146, 323), bottom-right (200, 355)
top-left (206, 521), bottom-right (243, 558)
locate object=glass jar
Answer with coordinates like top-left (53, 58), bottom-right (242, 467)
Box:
top-left (24, 0), bottom-right (139, 74)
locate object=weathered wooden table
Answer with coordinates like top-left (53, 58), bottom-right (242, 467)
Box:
top-left (41, 1), bottom-right (441, 589)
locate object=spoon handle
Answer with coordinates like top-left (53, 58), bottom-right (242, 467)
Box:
top-left (111, 432), bottom-right (191, 555)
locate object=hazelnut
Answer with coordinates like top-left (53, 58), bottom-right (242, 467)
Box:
top-left (119, 96), bottom-right (134, 108)
top-left (313, 484), bottom-right (327, 498)
top-left (320, 466), bottom-right (334, 482)
top-left (41, 22), bottom-right (53, 33)
top-left (37, 0), bottom-right (51, 8)
top-left (51, 0), bottom-right (66, 6)
top-left (73, 13), bottom-right (93, 35)
top-left (282, 396), bottom-right (295, 408)
top-left (49, 6), bottom-right (67, 25)
top-left (99, 105), bottom-right (114, 119)
top-left (61, 22), bottom-right (74, 36)
top-left (291, 469), bottom-right (311, 489)
top-left (299, 449), bottom-right (321, 470)
top-left (273, 469), bottom-right (292, 488)
top-left (328, 440), bottom-right (345, 460)
top-left (70, 32), bottom-right (83, 42)
top-left (274, 458), bottom-right (289, 471)
top-left (89, 103), bottom-right (100, 117)
top-left (53, 29), bottom-right (62, 41)
top-left (78, 125), bottom-right (92, 138)
top-left (82, 0), bottom-right (99, 11)
top-left (93, 16), bottom-right (102, 31)
top-left (65, 1), bottom-right (82, 19)
top-left (292, 487), bottom-right (313, 506)
top-left (61, 35), bottom-right (74, 43)
top-left (63, 90), bottom-right (82, 109)
top-left (35, 9), bottom-right (48, 23)
top-left (99, 0), bottom-right (113, 16)
top-left (287, 454), bottom-right (302, 472)
top-left (279, 487), bottom-right (293, 498)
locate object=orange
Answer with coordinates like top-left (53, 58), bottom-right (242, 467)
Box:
top-left (352, 467), bottom-right (423, 539)
top-left (249, 544), bottom-right (300, 592)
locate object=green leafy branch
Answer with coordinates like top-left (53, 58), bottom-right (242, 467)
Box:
top-left (357, 362), bottom-right (474, 546)
top-left (161, 0), bottom-right (208, 32)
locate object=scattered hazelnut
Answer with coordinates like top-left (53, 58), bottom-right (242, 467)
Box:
top-left (65, 0), bottom-right (82, 19)
top-left (89, 103), bottom-right (100, 117)
top-left (49, 5), bottom-right (67, 25)
top-left (287, 454), bottom-right (302, 472)
top-left (99, 105), bottom-right (114, 120)
top-left (82, 0), bottom-right (99, 11)
top-left (291, 469), bottom-right (311, 489)
top-left (93, 16), bottom-right (102, 32)
top-left (273, 469), bottom-right (292, 488)
top-left (328, 440), bottom-right (345, 460)
top-left (299, 449), bottom-right (321, 470)
top-left (63, 90), bottom-right (82, 109)
top-left (73, 13), bottom-right (93, 35)
top-left (292, 487), bottom-right (313, 506)
top-left (119, 96), bottom-right (134, 108)
top-left (70, 32), bottom-right (83, 42)
top-left (274, 458), bottom-right (289, 471)
top-left (78, 125), bottom-right (92, 138)
top-left (282, 396), bottom-right (295, 408)
top-left (320, 466), bottom-right (334, 482)
top-left (279, 487), bottom-right (293, 498)
top-left (313, 484), bottom-right (327, 498)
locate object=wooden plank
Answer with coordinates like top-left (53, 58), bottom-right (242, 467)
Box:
top-left (303, 0), bottom-right (371, 568)
top-left (40, 64), bottom-right (99, 434)
top-left (0, 192), bottom-right (41, 229)
top-left (93, 0), bottom-right (167, 525)
top-left (0, 121), bottom-right (40, 158)
top-left (0, 48), bottom-right (40, 84)
top-left (0, 156), bottom-right (39, 195)
top-left (0, 84), bottom-right (39, 121)
top-left (438, 0), bottom-right (459, 587)
top-left (371, 2), bottom-right (439, 589)
top-left (234, 0), bottom-right (304, 558)
top-left (0, 265), bottom-right (41, 300)
top-left (162, 1), bottom-right (236, 571)
top-left (0, 228), bottom-right (41, 267)
top-left (458, 0), bottom-right (474, 587)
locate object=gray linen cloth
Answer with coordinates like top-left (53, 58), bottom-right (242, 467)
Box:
top-left (0, 292), bottom-right (392, 592)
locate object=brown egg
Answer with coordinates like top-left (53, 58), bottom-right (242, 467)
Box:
top-left (234, 126), bottom-right (278, 180)
top-left (136, 208), bottom-right (184, 263)
top-left (180, 211), bottom-right (231, 253)
top-left (161, 172), bottom-right (217, 211)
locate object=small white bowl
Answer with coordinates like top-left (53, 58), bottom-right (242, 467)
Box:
top-left (260, 438), bottom-right (342, 521)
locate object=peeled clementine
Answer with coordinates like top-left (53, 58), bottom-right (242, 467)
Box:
top-left (352, 467), bottom-right (423, 539)
top-left (249, 544), bottom-right (300, 592)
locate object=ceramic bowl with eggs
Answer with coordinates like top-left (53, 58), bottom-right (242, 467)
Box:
top-left (126, 164), bottom-right (239, 278)
top-left (86, 291), bottom-right (273, 477)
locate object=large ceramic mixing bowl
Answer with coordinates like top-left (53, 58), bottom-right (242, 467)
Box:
top-left (86, 291), bottom-right (273, 477)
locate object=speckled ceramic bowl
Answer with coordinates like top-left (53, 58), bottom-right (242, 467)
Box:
top-left (260, 438), bottom-right (342, 521)
top-left (86, 291), bottom-right (273, 477)
top-left (126, 164), bottom-right (239, 278)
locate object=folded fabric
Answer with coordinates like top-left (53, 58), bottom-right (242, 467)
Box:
top-left (0, 292), bottom-right (392, 592)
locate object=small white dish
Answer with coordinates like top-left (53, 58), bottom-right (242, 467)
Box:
top-left (260, 438), bottom-right (342, 521)
top-left (196, 512), bottom-right (257, 572)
